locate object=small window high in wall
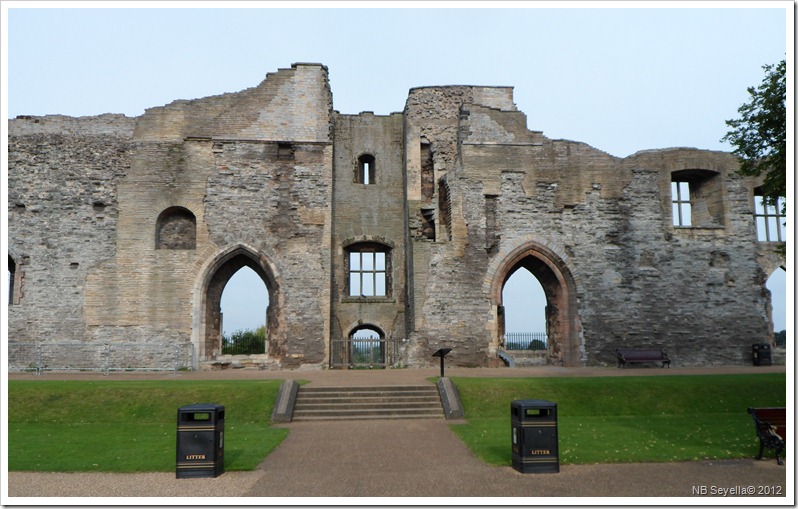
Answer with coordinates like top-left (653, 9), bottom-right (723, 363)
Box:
top-left (156, 207), bottom-right (196, 249)
top-left (670, 170), bottom-right (724, 228)
top-left (754, 190), bottom-right (786, 242)
top-left (356, 154), bottom-right (376, 185)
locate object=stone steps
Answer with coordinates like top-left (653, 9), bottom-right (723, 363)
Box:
top-left (292, 385), bottom-right (444, 421)
top-left (498, 349), bottom-right (547, 367)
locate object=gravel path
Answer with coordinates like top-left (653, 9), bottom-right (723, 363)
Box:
top-left (5, 365), bottom-right (789, 501)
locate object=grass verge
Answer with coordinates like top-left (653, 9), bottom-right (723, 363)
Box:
top-left (7, 380), bottom-right (289, 472)
top-left (449, 373), bottom-right (785, 465)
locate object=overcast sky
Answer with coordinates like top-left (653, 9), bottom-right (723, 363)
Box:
top-left (3, 2), bottom-right (790, 335)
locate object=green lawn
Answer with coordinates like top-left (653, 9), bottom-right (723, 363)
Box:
top-left (7, 373), bottom-right (787, 472)
top-left (448, 373), bottom-right (786, 465)
top-left (7, 380), bottom-right (289, 472)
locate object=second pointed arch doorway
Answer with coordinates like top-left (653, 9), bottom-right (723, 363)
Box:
top-left (502, 266), bottom-right (548, 351)
top-left (492, 241), bottom-right (582, 367)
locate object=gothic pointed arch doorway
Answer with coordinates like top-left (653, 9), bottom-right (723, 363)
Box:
top-left (193, 245), bottom-right (282, 363)
top-left (490, 242), bottom-right (583, 367)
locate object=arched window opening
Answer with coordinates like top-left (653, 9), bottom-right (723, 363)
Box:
top-left (356, 154), bottom-right (376, 185)
top-left (501, 267), bottom-right (547, 350)
top-left (156, 207), bottom-right (196, 250)
top-left (766, 268), bottom-right (787, 348)
top-left (350, 326), bottom-right (385, 367)
top-left (220, 266), bottom-right (269, 355)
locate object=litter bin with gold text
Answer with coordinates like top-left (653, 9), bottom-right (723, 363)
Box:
top-left (511, 399), bottom-right (559, 473)
top-left (176, 403), bottom-right (225, 478)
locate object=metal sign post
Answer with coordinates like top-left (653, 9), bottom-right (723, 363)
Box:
top-left (432, 347), bottom-right (452, 377)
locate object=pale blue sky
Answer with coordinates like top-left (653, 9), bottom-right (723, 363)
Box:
top-left (4, 2), bottom-right (790, 335)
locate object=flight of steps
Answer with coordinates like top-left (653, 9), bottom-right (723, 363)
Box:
top-left (498, 349), bottom-right (547, 367)
top-left (291, 385), bottom-right (444, 421)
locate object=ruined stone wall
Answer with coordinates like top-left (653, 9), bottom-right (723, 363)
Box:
top-left (600, 150), bottom-right (772, 366)
top-left (331, 112), bottom-right (407, 361)
top-left (9, 64), bottom-right (334, 369)
top-left (7, 64), bottom-right (781, 370)
top-left (402, 86), bottom-right (521, 366)
top-left (414, 97), bottom-right (775, 367)
top-left (96, 62), bottom-right (333, 368)
top-left (202, 138), bottom-right (333, 366)
top-left (7, 115), bottom-right (135, 350)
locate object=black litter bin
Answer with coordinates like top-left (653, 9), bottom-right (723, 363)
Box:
top-left (511, 399), bottom-right (559, 473)
top-left (752, 343), bottom-right (772, 366)
top-left (176, 403), bottom-right (225, 478)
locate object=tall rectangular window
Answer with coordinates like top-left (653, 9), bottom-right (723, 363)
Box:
top-left (671, 181), bottom-right (692, 227)
top-left (356, 154), bottom-right (376, 185)
top-left (349, 250), bottom-right (386, 297)
top-left (755, 195), bottom-right (786, 242)
top-left (361, 161), bottom-right (371, 185)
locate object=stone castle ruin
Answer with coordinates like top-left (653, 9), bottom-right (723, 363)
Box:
top-left (7, 63), bottom-right (785, 371)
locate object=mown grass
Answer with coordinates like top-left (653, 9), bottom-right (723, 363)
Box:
top-left (449, 373), bottom-right (786, 465)
top-left (7, 380), bottom-right (289, 472)
top-left (8, 373), bottom-right (787, 472)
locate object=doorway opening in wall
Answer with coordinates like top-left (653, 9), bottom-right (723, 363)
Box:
top-left (493, 244), bottom-right (581, 367)
top-left (350, 327), bottom-right (385, 368)
top-left (201, 248), bottom-right (277, 360)
top-left (220, 266), bottom-right (269, 355)
top-left (502, 267), bottom-right (547, 350)
top-left (766, 268), bottom-right (787, 349)
top-left (331, 325), bottom-right (387, 369)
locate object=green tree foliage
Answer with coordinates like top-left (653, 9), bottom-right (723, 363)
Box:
top-left (223, 326), bottom-right (266, 355)
top-left (722, 59), bottom-right (786, 210)
top-left (774, 330), bottom-right (786, 348)
top-left (528, 339), bottom-right (546, 350)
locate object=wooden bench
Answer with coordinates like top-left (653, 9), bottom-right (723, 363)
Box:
top-left (616, 348), bottom-right (670, 368)
top-left (748, 407), bottom-right (786, 465)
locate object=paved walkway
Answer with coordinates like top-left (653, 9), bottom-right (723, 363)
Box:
top-left (5, 365), bottom-right (790, 501)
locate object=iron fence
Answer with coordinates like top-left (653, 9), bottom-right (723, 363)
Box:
top-left (331, 339), bottom-right (400, 368)
top-left (503, 332), bottom-right (548, 351)
top-left (8, 341), bottom-right (194, 375)
top-left (222, 334), bottom-right (266, 355)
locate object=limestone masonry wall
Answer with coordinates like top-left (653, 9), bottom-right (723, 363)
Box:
top-left (7, 63), bottom-right (783, 371)
top-left (8, 117), bottom-right (135, 369)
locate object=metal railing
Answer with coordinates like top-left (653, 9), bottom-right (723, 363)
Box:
top-left (8, 341), bottom-right (194, 375)
top-left (503, 332), bottom-right (548, 351)
top-left (221, 334), bottom-right (266, 355)
top-left (331, 339), bottom-right (400, 369)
